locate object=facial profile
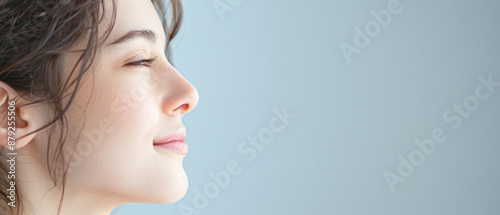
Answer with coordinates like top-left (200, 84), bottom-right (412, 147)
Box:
top-left (0, 0), bottom-right (198, 214)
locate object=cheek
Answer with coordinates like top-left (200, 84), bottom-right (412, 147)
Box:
top-left (88, 70), bottom-right (160, 135)
top-left (104, 86), bottom-right (157, 133)
top-left (65, 80), bottom-right (160, 183)
top-left (91, 83), bottom-right (159, 151)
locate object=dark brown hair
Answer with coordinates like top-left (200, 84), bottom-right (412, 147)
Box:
top-left (0, 0), bottom-right (183, 214)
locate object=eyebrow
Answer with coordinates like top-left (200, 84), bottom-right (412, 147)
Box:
top-left (109, 29), bottom-right (157, 46)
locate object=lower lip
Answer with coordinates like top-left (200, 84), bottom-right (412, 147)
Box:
top-left (154, 141), bottom-right (188, 155)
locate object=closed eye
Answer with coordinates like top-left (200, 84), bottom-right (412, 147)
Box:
top-left (126, 56), bottom-right (158, 67)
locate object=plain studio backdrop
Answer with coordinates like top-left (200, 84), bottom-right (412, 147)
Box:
top-left (111, 0), bottom-right (500, 214)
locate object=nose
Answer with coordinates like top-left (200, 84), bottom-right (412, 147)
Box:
top-left (160, 65), bottom-right (199, 116)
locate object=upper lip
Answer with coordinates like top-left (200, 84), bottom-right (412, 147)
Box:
top-left (153, 127), bottom-right (186, 145)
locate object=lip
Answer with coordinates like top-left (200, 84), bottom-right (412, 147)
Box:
top-left (153, 127), bottom-right (188, 155)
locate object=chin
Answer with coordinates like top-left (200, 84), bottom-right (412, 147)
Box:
top-left (149, 169), bottom-right (189, 204)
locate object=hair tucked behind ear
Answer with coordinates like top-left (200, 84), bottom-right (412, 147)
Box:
top-left (0, 0), bottom-right (183, 214)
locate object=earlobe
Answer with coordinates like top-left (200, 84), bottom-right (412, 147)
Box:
top-left (0, 81), bottom-right (44, 150)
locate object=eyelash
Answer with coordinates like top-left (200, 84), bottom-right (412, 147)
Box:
top-left (126, 56), bottom-right (158, 67)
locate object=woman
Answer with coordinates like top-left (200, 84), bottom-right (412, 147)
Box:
top-left (0, 0), bottom-right (199, 214)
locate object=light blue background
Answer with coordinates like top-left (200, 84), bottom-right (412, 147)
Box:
top-left (112, 0), bottom-right (500, 214)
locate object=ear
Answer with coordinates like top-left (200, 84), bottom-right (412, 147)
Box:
top-left (0, 81), bottom-right (46, 150)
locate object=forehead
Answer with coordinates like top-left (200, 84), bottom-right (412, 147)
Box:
top-left (102, 0), bottom-right (166, 46)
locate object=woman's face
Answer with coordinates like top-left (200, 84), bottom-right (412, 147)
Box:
top-left (59, 0), bottom-right (198, 204)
